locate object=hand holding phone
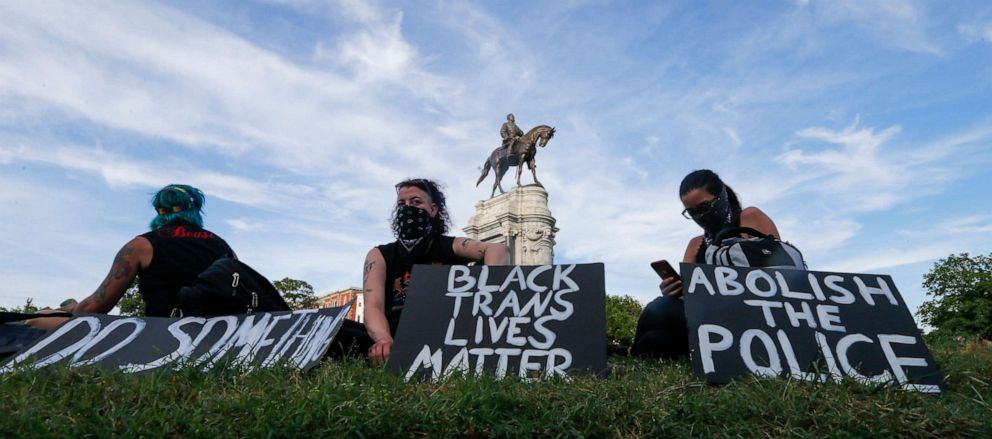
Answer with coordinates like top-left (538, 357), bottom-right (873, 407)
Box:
top-left (651, 259), bottom-right (683, 298)
top-left (650, 259), bottom-right (680, 281)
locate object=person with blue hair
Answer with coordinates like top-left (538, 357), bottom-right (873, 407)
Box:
top-left (28, 184), bottom-right (236, 328)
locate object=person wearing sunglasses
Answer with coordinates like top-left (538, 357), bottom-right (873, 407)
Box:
top-left (334, 178), bottom-right (510, 365)
top-left (631, 169), bottom-right (781, 358)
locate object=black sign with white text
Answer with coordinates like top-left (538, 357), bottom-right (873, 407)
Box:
top-left (681, 264), bottom-right (943, 393)
top-left (387, 264), bottom-right (607, 381)
top-left (0, 305), bottom-right (350, 374)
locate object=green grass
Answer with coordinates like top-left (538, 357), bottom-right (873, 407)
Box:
top-left (2, 339), bottom-right (990, 438)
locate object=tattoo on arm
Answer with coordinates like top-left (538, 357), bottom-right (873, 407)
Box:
top-left (93, 245), bottom-right (137, 304)
top-left (363, 258), bottom-right (375, 285)
top-left (461, 238), bottom-right (486, 260)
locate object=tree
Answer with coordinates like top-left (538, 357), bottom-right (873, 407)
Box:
top-left (606, 294), bottom-right (643, 346)
top-left (117, 278), bottom-right (145, 316)
top-left (273, 278), bottom-right (318, 310)
top-left (917, 253), bottom-right (992, 339)
top-left (0, 298), bottom-right (39, 314)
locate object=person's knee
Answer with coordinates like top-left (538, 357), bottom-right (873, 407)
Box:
top-left (639, 296), bottom-right (686, 329)
top-left (633, 296), bottom-right (689, 358)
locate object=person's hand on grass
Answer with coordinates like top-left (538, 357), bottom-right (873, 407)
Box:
top-left (369, 338), bottom-right (392, 366)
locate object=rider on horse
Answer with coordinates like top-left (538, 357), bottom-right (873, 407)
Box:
top-left (500, 113), bottom-right (523, 151)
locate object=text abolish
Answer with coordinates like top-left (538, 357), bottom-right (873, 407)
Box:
top-left (682, 264), bottom-right (943, 393)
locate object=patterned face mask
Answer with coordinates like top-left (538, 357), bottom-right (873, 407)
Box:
top-left (395, 204), bottom-right (434, 252)
top-left (691, 187), bottom-right (734, 241)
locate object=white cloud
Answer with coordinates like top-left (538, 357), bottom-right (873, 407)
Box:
top-left (775, 118), bottom-right (960, 212)
top-left (939, 215), bottom-right (992, 234)
top-left (958, 22), bottom-right (992, 44)
top-left (776, 216), bottom-right (861, 255)
top-left (0, 1), bottom-right (449, 176)
top-left (797, 0), bottom-right (943, 55)
top-left (226, 218), bottom-right (262, 231)
top-left (0, 141), bottom-right (316, 209)
top-left (320, 13), bottom-right (415, 82)
top-left (822, 243), bottom-right (957, 273)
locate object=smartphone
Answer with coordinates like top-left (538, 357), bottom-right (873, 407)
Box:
top-left (650, 259), bottom-right (680, 281)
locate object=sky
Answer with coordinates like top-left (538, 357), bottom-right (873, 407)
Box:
top-left (1, 0), bottom-right (990, 321)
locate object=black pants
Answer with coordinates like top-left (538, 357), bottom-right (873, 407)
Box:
top-left (325, 318), bottom-right (401, 359)
top-left (326, 319), bottom-right (374, 358)
top-left (632, 296), bottom-right (689, 358)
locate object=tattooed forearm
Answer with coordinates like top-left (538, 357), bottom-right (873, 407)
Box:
top-left (461, 238), bottom-right (473, 249)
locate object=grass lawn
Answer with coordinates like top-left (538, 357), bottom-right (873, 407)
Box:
top-left (2, 338), bottom-right (990, 438)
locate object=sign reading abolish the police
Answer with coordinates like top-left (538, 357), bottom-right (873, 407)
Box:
top-left (681, 264), bottom-right (943, 393)
top-left (0, 305), bottom-right (350, 375)
top-left (387, 264), bottom-right (607, 381)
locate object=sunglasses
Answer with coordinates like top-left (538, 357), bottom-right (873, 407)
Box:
top-left (682, 198), bottom-right (719, 220)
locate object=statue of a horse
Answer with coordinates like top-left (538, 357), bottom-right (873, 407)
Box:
top-left (476, 125), bottom-right (556, 198)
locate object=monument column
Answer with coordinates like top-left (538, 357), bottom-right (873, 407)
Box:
top-left (464, 185), bottom-right (558, 265)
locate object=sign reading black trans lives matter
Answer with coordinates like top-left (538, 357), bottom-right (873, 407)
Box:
top-left (0, 305), bottom-right (350, 374)
top-left (681, 264), bottom-right (943, 393)
top-left (387, 264), bottom-right (607, 381)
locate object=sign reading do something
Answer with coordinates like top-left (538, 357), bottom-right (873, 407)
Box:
top-left (0, 305), bottom-right (350, 374)
top-left (681, 264), bottom-right (943, 393)
top-left (387, 264), bottom-right (607, 381)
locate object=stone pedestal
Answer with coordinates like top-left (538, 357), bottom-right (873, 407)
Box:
top-left (464, 185), bottom-right (558, 265)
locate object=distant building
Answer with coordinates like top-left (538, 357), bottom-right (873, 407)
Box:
top-left (317, 287), bottom-right (364, 322)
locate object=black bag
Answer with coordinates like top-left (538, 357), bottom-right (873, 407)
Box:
top-left (174, 257), bottom-right (290, 317)
top-left (704, 227), bottom-right (807, 269)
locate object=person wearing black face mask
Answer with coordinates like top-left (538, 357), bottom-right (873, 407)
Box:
top-left (631, 169), bottom-right (781, 358)
top-left (353, 178), bottom-right (509, 365)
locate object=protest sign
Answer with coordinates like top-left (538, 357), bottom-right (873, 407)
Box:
top-left (0, 304), bottom-right (350, 374)
top-left (387, 264), bottom-right (607, 381)
top-left (681, 264), bottom-right (943, 393)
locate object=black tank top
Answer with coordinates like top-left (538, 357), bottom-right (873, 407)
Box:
top-left (377, 235), bottom-right (468, 322)
top-left (138, 221), bottom-right (234, 317)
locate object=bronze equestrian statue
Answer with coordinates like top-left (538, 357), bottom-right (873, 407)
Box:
top-left (476, 124), bottom-right (556, 198)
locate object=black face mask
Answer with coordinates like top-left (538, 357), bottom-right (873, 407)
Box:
top-left (395, 204), bottom-right (433, 252)
top-left (691, 187), bottom-right (735, 242)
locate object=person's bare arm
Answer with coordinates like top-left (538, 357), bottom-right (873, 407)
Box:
top-left (27, 237), bottom-right (152, 329)
top-left (741, 207), bottom-right (780, 239)
top-left (362, 248), bottom-right (392, 365)
top-left (452, 237), bottom-right (510, 265)
top-left (75, 237), bottom-right (152, 314)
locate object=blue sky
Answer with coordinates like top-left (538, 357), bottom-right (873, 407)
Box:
top-left (1, 0), bottom-right (990, 321)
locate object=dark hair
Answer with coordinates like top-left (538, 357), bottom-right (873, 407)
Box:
top-left (149, 184), bottom-right (206, 230)
top-left (679, 169), bottom-right (742, 214)
top-left (392, 178), bottom-right (451, 237)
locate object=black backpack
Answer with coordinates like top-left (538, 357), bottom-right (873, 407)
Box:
top-left (173, 257), bottom-right (291, 317)
top-left (704, 226), bottom-right (807, 269)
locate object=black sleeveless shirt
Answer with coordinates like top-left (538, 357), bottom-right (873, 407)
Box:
top-left (138, 221), bottom-right (234, 317)
top-left (377, 235), bottom-right (469, 323)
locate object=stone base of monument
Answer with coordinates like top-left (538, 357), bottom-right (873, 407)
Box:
top-left (464, 185), bottom-right (558, 266)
